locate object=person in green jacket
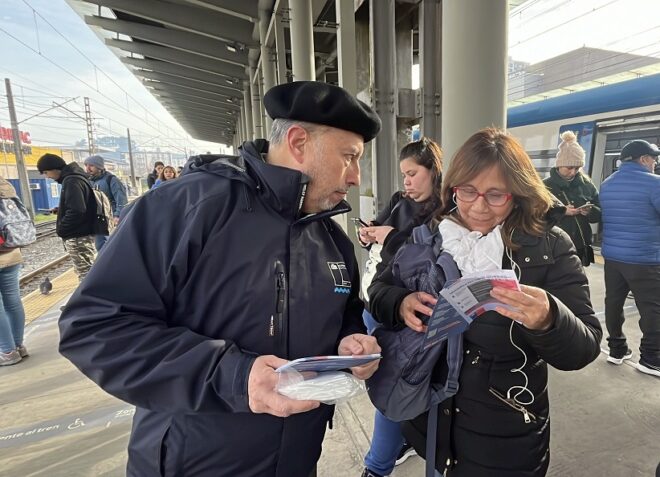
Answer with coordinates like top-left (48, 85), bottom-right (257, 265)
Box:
top-left (543, 130), bottom-right (601, 266)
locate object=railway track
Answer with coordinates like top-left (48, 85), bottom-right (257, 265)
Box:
top-left (19, 254), bottom-right (72, 295)
top-left (35, 221), bottom-right (57, 239)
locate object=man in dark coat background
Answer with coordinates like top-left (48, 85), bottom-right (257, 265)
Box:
top-left (58, 81), bottom-right (382, 477)
top-left (37, 153), bottom-right (96, 281)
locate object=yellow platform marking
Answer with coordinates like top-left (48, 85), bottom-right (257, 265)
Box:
top-left (23, 268), bottom-right (79, 325)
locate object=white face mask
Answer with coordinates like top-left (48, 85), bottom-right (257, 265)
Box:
top-left (438, 219), bottom-right (505, 274)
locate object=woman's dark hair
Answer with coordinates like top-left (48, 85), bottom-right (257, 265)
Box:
top-left (399, 136), bottom-right (443, 219)
top-left (439, 127), bottom-right (554, 249)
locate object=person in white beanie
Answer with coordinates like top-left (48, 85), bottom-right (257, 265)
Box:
top-left (543, 130), bottom-right (601, 266)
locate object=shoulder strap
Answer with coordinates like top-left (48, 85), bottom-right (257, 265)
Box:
top-left (105, 173), bottom-right (113, 189)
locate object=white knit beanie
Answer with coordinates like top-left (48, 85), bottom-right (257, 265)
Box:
top-left (555, 131), bottom-right (585, 168)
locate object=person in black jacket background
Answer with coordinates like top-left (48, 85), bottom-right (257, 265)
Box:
top-left (58, 81), bottom-right (382, 477)
top-left (358, 137), bottom-right (442, 477)
top-left (37, 153), bottom-right (96, 281)
top-left (146, 161), bottom-right (164, 190)
top-left (369, 128), bottom-right (602, 477)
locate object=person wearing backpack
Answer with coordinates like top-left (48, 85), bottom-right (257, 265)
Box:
top-left (357, 137), bottom-right (442, 477)
top-left (37, 154), bottom-right (96, 282)
top-left (0, 177), bottom-right (28, 366)
top-left (84, 155), bottom-right (128, 252)
top-left (369, 128), bottom-right (602, 477)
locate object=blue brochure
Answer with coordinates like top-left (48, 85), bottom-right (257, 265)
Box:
top-left (276, 354), bottom-right (382, 373)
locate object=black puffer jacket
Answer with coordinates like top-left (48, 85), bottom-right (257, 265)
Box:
top-left (56, 162), bottom-right (96, 239)
top-left (369, 219), bottom-right (602, 477)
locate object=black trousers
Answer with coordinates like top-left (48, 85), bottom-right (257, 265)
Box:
top-left (604, 259), bottom-right (660, 365)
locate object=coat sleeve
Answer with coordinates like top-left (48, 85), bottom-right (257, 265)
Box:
top-left (586, 182), bottom-right (601, 224)
top-left (58, 178), bottom-right (89, 237)
top-left (518, 229), bottom-right (602, 370)
top-left (109, 175), bottom-right (128, 217)
top-left (366, 222), bottom-right (419, 329)
top-left (58, 190), bottom-right (256, 414)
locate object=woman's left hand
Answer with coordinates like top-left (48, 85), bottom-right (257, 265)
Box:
top-left (362, 225), bottom-right (395, 245)
top-left (490, 284), bottom-right (553, 331)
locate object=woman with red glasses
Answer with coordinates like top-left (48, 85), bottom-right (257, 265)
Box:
top-left (368, 127), bottom-right (601, 477)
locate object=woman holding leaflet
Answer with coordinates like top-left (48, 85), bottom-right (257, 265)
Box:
top-left (368, 128), bottom-right (601, 477)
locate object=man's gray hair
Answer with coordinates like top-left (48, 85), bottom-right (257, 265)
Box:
top-left (269, 119), bottom-right (324, 145)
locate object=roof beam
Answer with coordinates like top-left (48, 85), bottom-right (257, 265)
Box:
top-left (154, 93), bottom-right (241, 113)
top-left (178, 0), bottom-right (258, 23)
top-left (83, 0), bottom-right (257, 47)
top-left (106, 39), bottom-right (247, 79)
top-left (121, 57), bottom-right (242, 92)
top-left (87, 16), bottom-right (249, 67)
top-left (146, 82), bottom-right (241, 108)
top-left (135, 70), bottom-right (243, 98)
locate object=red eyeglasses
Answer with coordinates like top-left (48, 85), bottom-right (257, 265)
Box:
top-left (453, 186), bottom-right (513, 207)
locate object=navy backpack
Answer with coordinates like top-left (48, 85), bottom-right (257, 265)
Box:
top-left (366, 223), bottom-right (463, 477)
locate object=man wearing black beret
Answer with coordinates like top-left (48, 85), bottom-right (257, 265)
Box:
top-left (59, 81), bottom-right (383, 477)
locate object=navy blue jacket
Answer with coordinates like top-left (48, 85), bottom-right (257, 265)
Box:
top-left (59, 140), bottom-right (365, 477)
top-left (601, 161), bottom-right (660, 264)
top-left (90, 171), bottom-right (127, 218)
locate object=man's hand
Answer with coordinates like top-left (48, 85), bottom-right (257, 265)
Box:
top-left (113, 216), bottom-right (120, 226)
top-left (338, 334), bottom-right (381, 380)
top-left (248, 355), bottom-right (320, 417)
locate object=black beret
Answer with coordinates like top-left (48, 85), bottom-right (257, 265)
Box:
top-left (264, 81), bottom-right (382, 142)
top-left (37, 153), bottom-right (66, 173)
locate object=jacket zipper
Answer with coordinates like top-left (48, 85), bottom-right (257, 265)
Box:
top-left (271, 260), bottom-right (287, 357)
top-left (488, 387), bottom-right (536, 424)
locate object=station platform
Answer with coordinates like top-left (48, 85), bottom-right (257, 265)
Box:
top-left (0, 264), bottom-right (658, 477)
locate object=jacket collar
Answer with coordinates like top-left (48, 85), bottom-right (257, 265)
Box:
top-left (185, 140), bottom-right (351, 223)
top-left (548, 167), bottom-right (584, 189)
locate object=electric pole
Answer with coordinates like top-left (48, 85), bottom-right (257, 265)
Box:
top-left (84, 97), bottom-right (94, 156)
top-left (4, 78), bottom-right (35, 219)
top-left (126, 128), bottom-right (137, 192)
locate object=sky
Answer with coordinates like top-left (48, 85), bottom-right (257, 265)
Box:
top-left (0, 0), bottom-right (227, 154)
top-left (1, 0), bottom-right (660, 152)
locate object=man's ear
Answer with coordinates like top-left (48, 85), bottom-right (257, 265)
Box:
top-left (286, 125), bottom-right (311, 165)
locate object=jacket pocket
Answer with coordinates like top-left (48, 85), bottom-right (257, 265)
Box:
top-left (158, 418), bottom-right (185, 477)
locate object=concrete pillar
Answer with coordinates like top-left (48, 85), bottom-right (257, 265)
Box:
top-left (289, 0), bottom-right (315, 80)
top-left (442, 0), bottom-right (508, 162)
top-left (370, 0), bottom-right (398, 214)
top-left (420, 0), bottom-right (442, 142)
top-left (250, 64), bottom-right (263, 138)
top-left (274, 11), bottom-right (288, 84)
top-left (260, 9), bottom-right (275, 134)
top-left (242, 81), bottom-right (254, 140)
top-left (237, 112), bottom-right (243, 145)
top-left (335, 0), bottom-right (362, 250)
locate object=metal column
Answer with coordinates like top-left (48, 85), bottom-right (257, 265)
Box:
top-left (420, 0), bottom-right (442, 141)
top-left (250, 64), bottom-right (263, 138)
top-left (370, 0), bottom-right (398, 213)
top-left (260, 9), bottom-right (276, 134)
top-left (257, 70), bottom-right (267, 137)
top-left (289, 0), bottom-right (316, 81)
top-left (335, 0), bottom-right (362, 251)
top-left (442, 0), bottom-right (508, 162)
top-left (274, 11), bottom-right (288, 84)
top-left (243, 79), bottom-right (254, 140)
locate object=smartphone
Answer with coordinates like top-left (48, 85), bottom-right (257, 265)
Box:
top-left (351, 217), bottom-right (369, 227)
top-left (576, 202), bottom-right (592, 211)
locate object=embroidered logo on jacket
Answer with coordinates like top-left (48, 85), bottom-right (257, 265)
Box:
top-left (328, 262), bottom-right (351, 294)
